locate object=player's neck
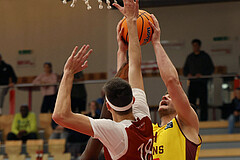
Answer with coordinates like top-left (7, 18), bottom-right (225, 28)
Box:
top-left (160, 115), bottom-right (175, 126)
top-left (112, 113), bottom-right (135, 122)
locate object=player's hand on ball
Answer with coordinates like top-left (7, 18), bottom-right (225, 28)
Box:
top-left (149, 14), bottom-right (161, 44)
top-left (113, 0), bottom-right (139, 21)
top-left (117, 20), bottom-right (128, 52)
top-left (64, 45), bottom-right (93, 75)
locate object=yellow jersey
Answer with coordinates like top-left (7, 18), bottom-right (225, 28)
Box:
top-left (152, 118), bottom-right (202, 160)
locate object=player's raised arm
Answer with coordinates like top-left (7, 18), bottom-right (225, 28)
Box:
top-left (80, 21), bottom-right (130, 160)
top-left (52, 45), bottom-right (94, 136)
top-left (113, 0), bottom-right (144, 91)
top-left (116, 20), bottom-right (128, 71)
top-left (149, 15), bottom-right (199, 131)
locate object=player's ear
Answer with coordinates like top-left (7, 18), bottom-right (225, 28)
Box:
top-left (132, 96), bottom-right (135, 104)
top-left (106, 102), bottom-right (111, 111)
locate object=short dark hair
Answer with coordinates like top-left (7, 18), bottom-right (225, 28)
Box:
top-left (103, 77), bottom-right (133, 108)
top-left (192, 39), bottom-right (202, 46)
top-left (44, 62), bottom-right (52, 68)
top-left (20, 104), bottom-right (29, 110)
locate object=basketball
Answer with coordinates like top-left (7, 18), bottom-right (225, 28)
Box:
top-left (121, 10), bottom-right (154, 46)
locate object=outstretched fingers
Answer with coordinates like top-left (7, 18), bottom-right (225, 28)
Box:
top-left (149, 20), bottom-right (156, 31)
top-left (112, 3), bottom-right (123, 14)
top-left (75, 45), bottom-right (86, 58)
top-left (81, 49), bottom-right (93, 64)
top-left (71, 46), bottom-right (79, 59)
top-left (81, 60), bottom-right (88, 70)
top-left (151, 14), bottom-right (159, 28)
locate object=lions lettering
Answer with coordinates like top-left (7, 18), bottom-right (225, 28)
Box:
top-left (153, 145), bottom-right (164, 155)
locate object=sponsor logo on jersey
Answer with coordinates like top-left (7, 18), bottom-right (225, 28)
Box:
top-left (164, 121), bottom-right (173, 130)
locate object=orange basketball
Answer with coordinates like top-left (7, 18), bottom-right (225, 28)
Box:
top-left (121, 10), bottom-right (154, 46)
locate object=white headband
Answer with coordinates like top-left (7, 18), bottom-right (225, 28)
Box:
top-left (105, 96), bottom-right (133, 112)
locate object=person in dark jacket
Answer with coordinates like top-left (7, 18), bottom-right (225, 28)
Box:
top-left (0, 53), bottom-right (17, 115)
top-left (183, 39), bottom-right (214, 121)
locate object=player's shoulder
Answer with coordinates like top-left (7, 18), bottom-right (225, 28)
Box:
top-left (132, 88), bottom-right (147, 103)
top-left (132, 88), bottom-right (145, 95)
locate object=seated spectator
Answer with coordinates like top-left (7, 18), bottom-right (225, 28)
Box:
top-left (33, 62), bottom-right (57, 113)
top-left (228, 87), bottom-right (240, 133)
top-left (7, 104), bottom-right (37, 142)
top-left (86, 101), bottom-right (100, 119)
top-left (50, 120), bottom-right (68, 139)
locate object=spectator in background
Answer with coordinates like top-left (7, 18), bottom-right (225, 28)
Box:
top-left (33, 62), bottom-right (57, 113)
top-left (96, 89), bottom-right (105, 106)
top-left (71, 71), bottom-right (87, 113)
top-left (7, 104), bottom-right (37, 142)
top-left (87, 101), bottom-right (100, 119)
top-left (96, 89), bottom-right (105, 115)
top-left (183, 39), bottom-right (214, 121)
top-left (50, 120), bottom-right (68, 139)
top-left (228, 88), bottom-right (240, 133)
top-left (0, 53), bottom-right (17, 115)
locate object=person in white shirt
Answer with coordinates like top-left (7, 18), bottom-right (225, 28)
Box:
top-left (53, 0), bottom-right (153, 159)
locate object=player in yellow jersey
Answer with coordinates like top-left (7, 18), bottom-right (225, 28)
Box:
top-left (79, 13), bottom-right (202, 160)
top-left (148, 15), bottom-right (202, 160)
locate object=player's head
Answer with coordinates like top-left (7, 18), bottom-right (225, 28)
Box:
top-left (158, 93), bottom-right (176, 119)
top-left (192, 39), bottom-right (201, 53)
top-left (158, 92), bottom-right (197, 120)
top-left (103, 77), bottom-right (134, 115)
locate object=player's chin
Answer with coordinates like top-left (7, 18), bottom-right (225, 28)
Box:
top-left (158, 106), bottom-right (170, 118)
top-left (158, 105), bottom-right (169, 111)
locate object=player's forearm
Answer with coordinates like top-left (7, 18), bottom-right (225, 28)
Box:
top-left (127, 19), bottom-right (141, 69)
top-left (53, 72), bottom-right (74, 123)
top-left (153, 42), bottom-right (179, 85)
top-left (80, 138), bottom-right (103, 160)
top-left (127, 19), bottom-right (144, 90)
top-left (117, 49), bottom-right (127, 72)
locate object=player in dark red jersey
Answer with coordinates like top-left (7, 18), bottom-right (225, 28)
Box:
top-left (53, 0), bottom-right (153, 159)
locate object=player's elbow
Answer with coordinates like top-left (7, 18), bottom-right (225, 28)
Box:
top-left (165, 77), bottom-right (180, 88)
top-left (52, 113), bottom-right (63, 125)
top-left (52, 110), bottom-right (68, 125)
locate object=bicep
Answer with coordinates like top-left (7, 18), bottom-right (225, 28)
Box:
top-left (167, 80), bottom-right (199, 131)
top-left (54, 113), bottom-right (94, 137)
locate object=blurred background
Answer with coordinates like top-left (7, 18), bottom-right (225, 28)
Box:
top-left (0, 0), bottom-right (240, 159)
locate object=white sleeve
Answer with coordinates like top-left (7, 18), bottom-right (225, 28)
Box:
top-left (132, 88), bottom-right (151, 119)
top-left (89, 118), bottom-right (128, 160)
